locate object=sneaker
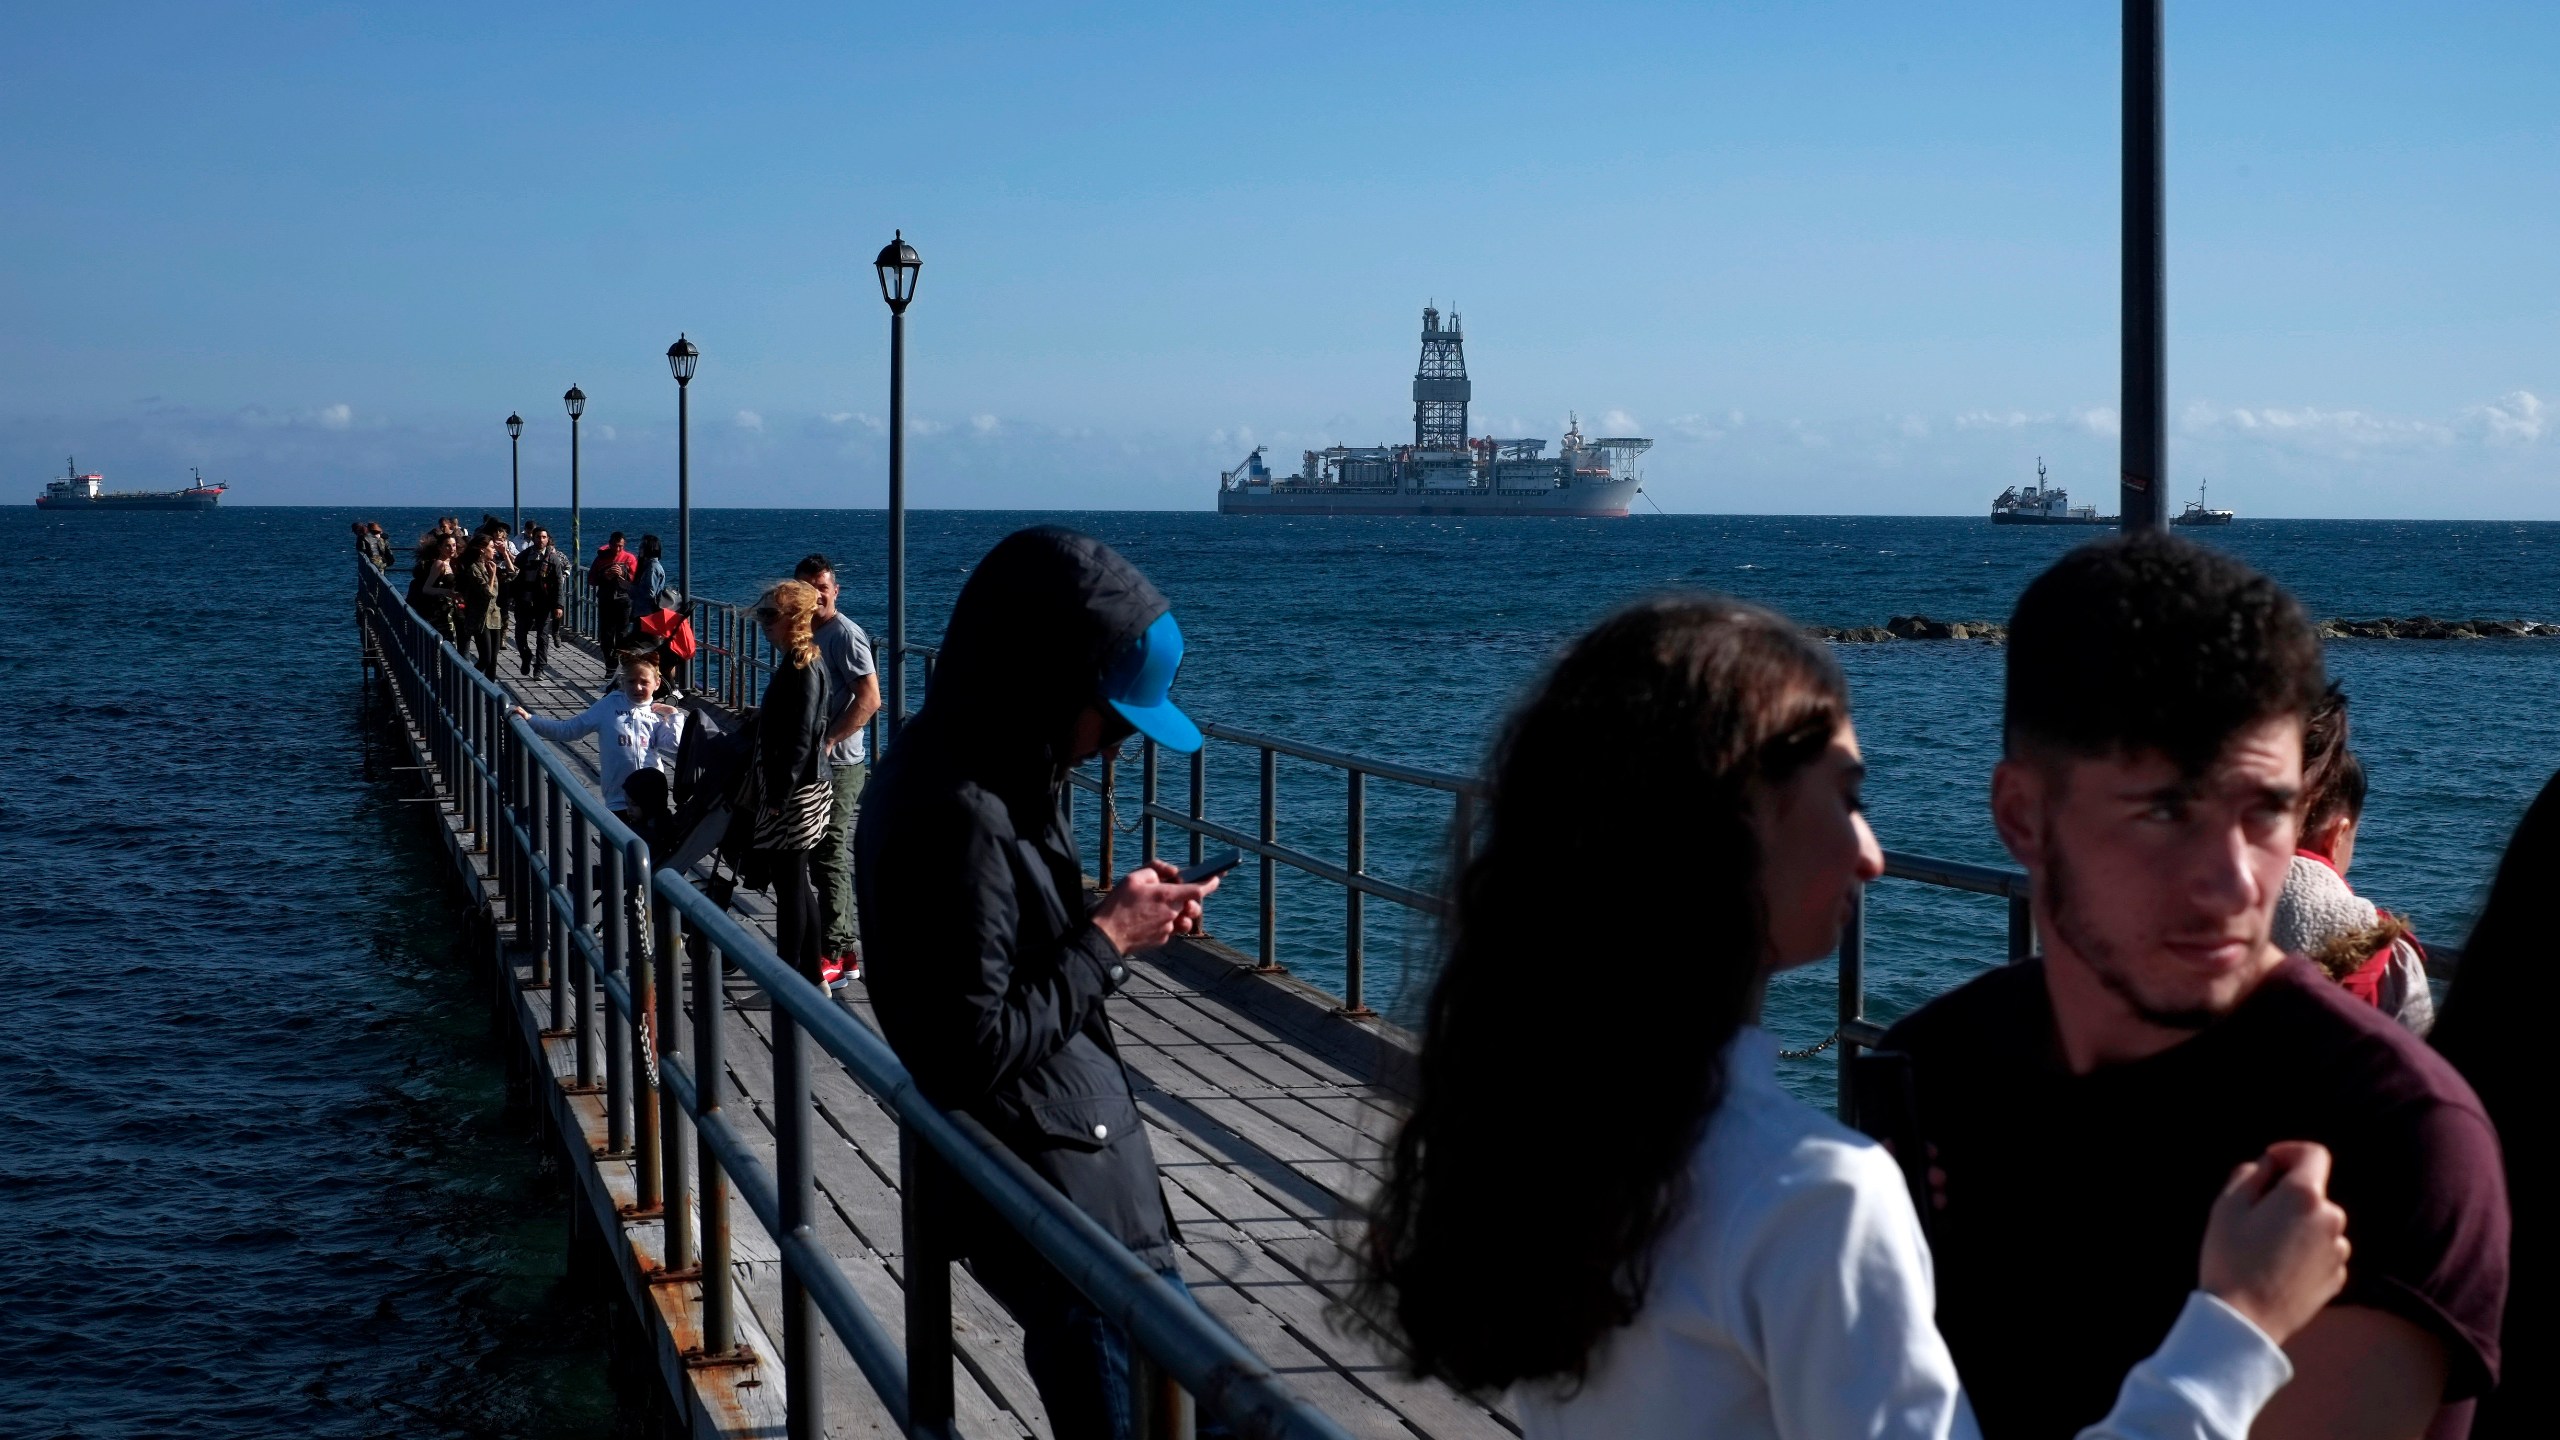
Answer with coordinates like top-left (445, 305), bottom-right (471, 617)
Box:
top-left (820, 954), bottom-right (849, 991)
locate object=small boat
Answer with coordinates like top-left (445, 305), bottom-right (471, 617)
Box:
top-left (2172, 476), bottom-right (2234, 527)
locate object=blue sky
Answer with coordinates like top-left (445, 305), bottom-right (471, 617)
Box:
top-left (3, 2), bottom-right (2550, 515)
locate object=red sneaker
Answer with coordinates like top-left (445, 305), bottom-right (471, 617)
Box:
top-left (820, 954), bottom-right (847, 990)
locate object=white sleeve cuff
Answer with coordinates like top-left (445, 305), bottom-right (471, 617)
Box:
top-left (2077, 1291), bottom-right (2296, 1440)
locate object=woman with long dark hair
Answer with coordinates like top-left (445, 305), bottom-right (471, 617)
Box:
top-left (2432, 774), bottom-right (2552, 1439)
top-left (1354, 595), bottom-right (2352, 1440)
top-left (751, 580), bottom-right (834, 987)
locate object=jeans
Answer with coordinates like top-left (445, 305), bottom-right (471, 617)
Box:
top-left (515, 609), bottom-right (556, 675)
top-left (595, 594), bottom-right (629, 653)
top-left (968, 1242), bottom-right (1206, 1440)
top-left (812, 762), bottom-right (868, 955)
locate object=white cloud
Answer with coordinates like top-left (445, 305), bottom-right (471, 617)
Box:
top-left (597, 425), bottom-right (617, 441)
top-left (1955, 409), bottom-right (2039, 429)
top-left (1600, 408), bottom-right (1641, 435)
top-left (1898, 414), bottom-right (1931, 438)
top-left (734, 409), bottom-right (763, 432)
top-left (908, 416), bottom-right (946, 436)
top-left (316, 402), bottom-right (352, 430)
top-left (970, 413), bottom-right (999, 434)
top-left (2075, 406), bottom-right (2119, 438)
top-left (2183, 401), bottom-right (2449, 448)
top-left (2467, 390), bottom-right (2545, 442)
top-left (823, 411), bottom-right (855, 425)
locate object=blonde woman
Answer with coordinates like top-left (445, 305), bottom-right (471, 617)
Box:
top-left (753, 581), bottom-right (835, 987)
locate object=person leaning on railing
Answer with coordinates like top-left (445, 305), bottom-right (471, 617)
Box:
top-left (1884, 534), bottom-right (2507, 1440)
top-left (854, 527), bottom-right (1219, 1440)
top-left (1352, 593), bottom-right (2355, 1440)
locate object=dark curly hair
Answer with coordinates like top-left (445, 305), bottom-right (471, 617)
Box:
top-left (2006, 531), bottom-right (2326, 775)
top-left (1351, 594), bottom-right (1849, 1395)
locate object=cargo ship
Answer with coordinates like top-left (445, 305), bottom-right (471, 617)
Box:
top-left (1217, 306), bottom-right (1649, 516)
top-left (1990, 459), bottom-right (2111, 526)
top-left (35, 458), bottom-right (226, 510)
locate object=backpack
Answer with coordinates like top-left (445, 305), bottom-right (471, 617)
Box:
top-left (587, 549), bottom-right (623, 592)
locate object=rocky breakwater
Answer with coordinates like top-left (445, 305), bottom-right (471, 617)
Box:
top-left (1805, 615), bottom-right (2010, 645)
top-left (2317, 616), bottom-right (2560, 640)
top-left (1806, 613), bottom-right (2560, 645)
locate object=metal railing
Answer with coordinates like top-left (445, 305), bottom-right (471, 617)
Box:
top-left (1065, 725), bottom-right (2038, 1099)
top-left (357, 561), bottom-right (1352, 1440)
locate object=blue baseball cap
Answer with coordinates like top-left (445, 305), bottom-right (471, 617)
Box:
top-left (1102, 611), bottom-right (1202, 753)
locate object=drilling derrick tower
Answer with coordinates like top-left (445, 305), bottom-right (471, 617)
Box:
top-left (1411, 305), bottom-right (1471, 450)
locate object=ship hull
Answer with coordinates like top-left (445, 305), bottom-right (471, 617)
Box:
top-left (1990, 511), bottom-right (2111, 526)
top-left (2172, 513), bottom-right (2234, 527)
top-left (37, 493), bottom-right (222, 510)
top-left (1220, 481), bottom-right (1636, 518)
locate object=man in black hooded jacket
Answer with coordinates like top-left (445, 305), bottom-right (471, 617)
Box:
top-left (854, 527), bottom-right (1218, 1438)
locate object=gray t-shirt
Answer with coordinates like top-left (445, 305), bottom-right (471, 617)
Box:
top-left (814, 612), bottom-right (877, 767)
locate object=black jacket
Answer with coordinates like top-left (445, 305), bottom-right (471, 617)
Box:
top-left (854, 527), bottom-right (1176, 1266)
top-left (758, 654), bottom-right (830, 802)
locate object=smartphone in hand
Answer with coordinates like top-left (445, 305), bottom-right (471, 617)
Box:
top-left (1177, 849), bottom-right (1241, 885)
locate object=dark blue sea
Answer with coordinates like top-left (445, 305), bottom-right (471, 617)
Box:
top-left (7, 505), bottom-right (2555, 1435)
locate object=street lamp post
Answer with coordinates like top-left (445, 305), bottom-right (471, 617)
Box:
top-left (874, 231), bottom-right (920, 740)
top-left (667, 334), bottom-right (698, 688)
top-left (565, 384), bottom-right (587, 628)
top-left (506, 412), bottom-right (524, 536)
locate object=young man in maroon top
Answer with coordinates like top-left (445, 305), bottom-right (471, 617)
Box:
top-left (1884, 533), bottom-right (2507, 1440)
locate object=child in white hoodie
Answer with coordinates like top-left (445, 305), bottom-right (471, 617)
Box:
top-left (513, 654), bottom-right (684, 830)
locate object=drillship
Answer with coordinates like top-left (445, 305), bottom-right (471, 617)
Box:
top-left (1990, 458), bottom-right (2110, 526)
top-left (35, 458), bottom-right (226, 510)
top-left (1217, 306), bottom-right (1650, 516)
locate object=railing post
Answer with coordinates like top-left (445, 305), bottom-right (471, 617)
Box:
top-left (2007, 892), bottom-right (2036, 963)
top-left (1836, 882), bottom-right (1867, 1120)
top-left (1343, 769), bottom-right (1370, 1017)
top-left (546, 775), bottom-right (568, 1024)
top-left (777, 994), bottom-right (820, 1438)
top-left (902, 1133), bottom-right (958, 1440)
top-left (695, 917), bottom-right (736, 1357)
top-left (1257, 746), bottom-right (1279, 972)
top-left (630, 842), bottom-right (662, 1215)
top-left (1136, 1353), bottom-right (1197, 1440)
top-left (1141, 740), bottom-right (1159, 867)
top-left (1098, 753), bottom-right (1117, 882)
top-left (656, 889), bottom-right (690, 1268)
top-left (1189, 745), bottom-right (1206, 869)
top-left (601, 840), bottom-right (633, 1157)
top-left (571, 812), bottom-right (599, 1090)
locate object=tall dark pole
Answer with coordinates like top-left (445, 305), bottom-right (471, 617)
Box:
top-left (566, 385), bottom-right (587, 570)
top-left (507, 413), bottom-right (523, 536)
top-left (887, 307), bottom-right (905, 734)
top-left (2121, 0), bottom-right (2166, 531)
top-left (875, 232), bottom-right (920, 740)
top-left (668, 335), bottom-right (699, 665)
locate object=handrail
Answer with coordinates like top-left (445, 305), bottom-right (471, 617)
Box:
top-left (355, 558), bottom-right (1353, 1440)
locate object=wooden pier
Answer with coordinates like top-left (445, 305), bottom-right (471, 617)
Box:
top-left (370, 622), bottom-right (1513, 1439)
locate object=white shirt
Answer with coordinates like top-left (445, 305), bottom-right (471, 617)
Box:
top-left (522, 690), bottom-right (683, 811)
top-left (1513, 1027), bottom-right (2293, 1440)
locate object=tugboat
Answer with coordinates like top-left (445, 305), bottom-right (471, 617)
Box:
top-left (34, 458), bottom-right (226, 510)
top-left (1991, 459), bottom-right (2111, 525)
top-left (2171, 476), bottom-right (2234, 527)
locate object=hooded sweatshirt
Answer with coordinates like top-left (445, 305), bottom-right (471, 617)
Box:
top-left (853, 527), bottom-right (1177, 1265)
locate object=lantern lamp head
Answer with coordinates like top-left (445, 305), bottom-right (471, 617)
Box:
top-left (873, 231), bottom-right (921, 313)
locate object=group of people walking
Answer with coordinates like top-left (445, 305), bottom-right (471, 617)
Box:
top-left (398, 510), bottom-right (2532, 1440)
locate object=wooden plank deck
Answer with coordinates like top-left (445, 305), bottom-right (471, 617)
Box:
top-left (499, 636), bottom-right (1515, 1440)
